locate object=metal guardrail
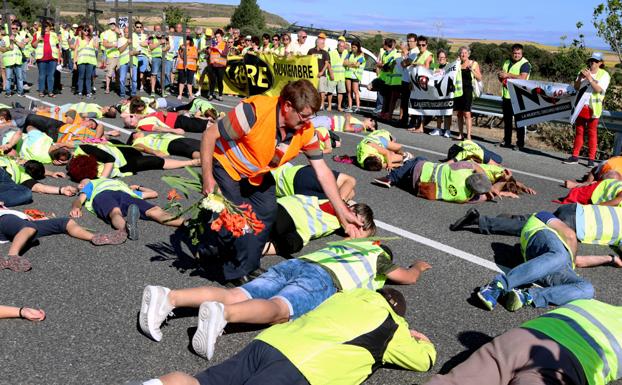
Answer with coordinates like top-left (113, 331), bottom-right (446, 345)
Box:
top-left (472, 94), bottom-right (622, 155)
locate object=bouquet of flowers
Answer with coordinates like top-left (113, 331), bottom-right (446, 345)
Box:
top-left (162, 167), bottom-right (264, 245)
top-left (23, 209), bottom-right (54, 220)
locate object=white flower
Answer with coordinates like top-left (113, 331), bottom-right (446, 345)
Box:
top-left (201, 193), bottom-right (225, 213)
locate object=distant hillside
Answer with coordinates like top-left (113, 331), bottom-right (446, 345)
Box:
top-left (55, 1), bottom-right (289, 28)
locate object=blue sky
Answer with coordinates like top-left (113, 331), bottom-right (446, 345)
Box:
top-left (132, 0), bottom-right (609, 49)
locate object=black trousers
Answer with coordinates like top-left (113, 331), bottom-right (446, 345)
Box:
top-left (502, 98), bottom-right (525, 147)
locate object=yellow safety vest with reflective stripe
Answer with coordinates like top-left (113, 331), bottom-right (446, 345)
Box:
top-left (277, 195), bottom-right (341, 245)
top-left (70, 102), bottom-right (102, 118)
top-left (74, 143), bottom-right (129, 178)
top-left (454, 61), bottom-right (480, 98)
top-left (189, 98), bottom-right (216, 115)
top-left (19, 132), bottom-right (53, 164)
top-left (520, 214), bottom-right (574, 266)
top-left (76, 38), bottom-right (98, 66)
top-left (271, 163), bottom-right (304, 198)
top-left (150, 40), bottom-right (162, 58)
top-left (591, 179), bottom-right (622, 205)
top-left (60, 28), bottom-right (70, 50)
top-left (344, 52), bottom-right (366, 82)
top-left (452, 140), bottom-right (485, 162)
top-left (315, 126), bottom-right (330, 151)
top-left (135, 116), bottom-right (169, 131)
top-left (589, 69), bottom-right (610, 119)
top-left (501, 57), bottom-right (530, 99)
top-left (83, 178), bottom-right (141, 213)
top-left (328, 49), bottom-right (348, 82)
top-left (100, 29), bottom-right (119, 58)
top-left (522, 299), bottom-right (622, 385)
top-left (132, 133), bottom-right (182, 156)
top-left (35, 32), bottom-right (60, 60)
top-left (300, 240), bottom-right (390, 291)
top-left (576, 204), bottom-right (622, 245)
top-left (0, 157), bottom-right (31, 184)
top-left (480, 163), bottom-right (505, 183)
top-left (414, 50), bottom-right (434, 66)
top-left (356, 129), bottom-right (391, 166)
top-left (419, 162), bottom-right (474, 203)
top-left (118, 36), bottom-right (138, 66)
top-left (2, 36), bottom-right (22, 67)
top-left (19, 30), bottom-right (34, 57)
top-left (379, 49), bottom-right (401, 85)
top-left (333, 115), bottom-right (363, 132)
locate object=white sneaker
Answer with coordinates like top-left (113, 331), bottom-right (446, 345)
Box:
top-left (429, 129), bottom-right (442, 136)
top-left (139, 285), bottom-right (174, 342)
top-left (403, 151), bottom-right (414, 161)
top-left (443, 130), bottom-right (451, 138)
top-left (192, 301), bottom-right (227, 360)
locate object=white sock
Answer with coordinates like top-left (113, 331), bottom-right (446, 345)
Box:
top-left (143, 379), bottom-right (164, 385)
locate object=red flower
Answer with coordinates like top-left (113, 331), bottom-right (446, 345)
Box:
top-left (167, 189), bottom-right (182, 201)
top-left (24, 209), bottom-right (48, 220)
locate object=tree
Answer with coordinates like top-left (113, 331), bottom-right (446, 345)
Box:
top-left (361, 34), bottom-right (383, 56)
top-left (593, 0), bottom-right (622, 62)
top-left (230, 0), bottom-right (265, 37)
top-left (163, 5), bottom-right (191, 28)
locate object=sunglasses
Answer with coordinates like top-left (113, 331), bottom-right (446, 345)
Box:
top-left (300, 36), bottom-right (307, 39)
top-left (273, 38), bottom-right (279, 41)
top-left (417, 43), bottom-right (427, 47)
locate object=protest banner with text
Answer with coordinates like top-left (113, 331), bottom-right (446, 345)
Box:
top-left (408, 60), bottom-right (459, 116)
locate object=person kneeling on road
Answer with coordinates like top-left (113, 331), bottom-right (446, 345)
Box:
top-left (139, 240), bottom-right (431, 360)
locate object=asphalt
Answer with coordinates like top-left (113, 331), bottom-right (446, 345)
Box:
top-left (0, 67), bottom-right (620, 385)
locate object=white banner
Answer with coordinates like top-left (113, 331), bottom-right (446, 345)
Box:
top-left (118, 16), bottom-right (129, 29)
top-left (408, 60), bottom-right (459, 116)
top-left (507, 79), bottom-right (592, 127)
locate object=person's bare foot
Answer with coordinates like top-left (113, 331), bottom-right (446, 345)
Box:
top-left (407, 127), bottom-right (423, 133)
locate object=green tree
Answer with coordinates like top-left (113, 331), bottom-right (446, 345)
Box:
top-left (4, 0), bottom-right (55, 23)
top-left (428, 38), bottom-right (451, 58)
top-left (361, 34), bottom-right (383, 56)
top-left (593, 0), bottom-right (622, 62)
top-left (230, 0), bottom-right (266, 37)
top-left (163, 5), bottom-right (191, 28)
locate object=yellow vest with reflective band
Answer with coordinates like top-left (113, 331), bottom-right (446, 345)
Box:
top-left (452, 140), bottom-right (485, 162)
top-left (300, 240), bottom-right (390, 291)
top-left (333, 115), bottom-right (363, 132)
top-left (271, 163), bottom-right (304, 198)
top-left (133, 32), bottom-right (148, 56)
top-left (132, 133), bottom-right (182, 156)
top-left (83, 178), bottom-right (140, 213)
top-left (74, 143), bottom-right (130, 178)
top-left (19, 132), bottom-right (53, 164)
top-left (591, 179), bottom-right (622, 205)
top-left (454, 61), bottom-right (480, 98)
top-left (520, 214), bottom-right (574, 267)
top-left (589, 69), bottom-right (609, 119)
top-left (76, 38), bottom-right (98, 66)
top-left (70, 102), bottom-right (102, 118)
top-left (189, 98), bottom-right (216, 115)
top-left (480, 163), bottom-right (505, 182)
top-left (315, 126), bottom-right (330, 151)
top-left (328, 49), bottom-right (348, 82)
top-left (60, 28), bottom-right (70, 50)
top-left (356, 129), bottom-right (391, 166)
top-left (18, 30), bottom-right (34, 56)
top-left (100, 29), bottom-right (119, 58)
top-left (277, 195), bottom-right (341, 245)
top-left (150, 41), bottom-right (162, 58)
top-left (379, 49), bottom-right (401, 85)
top-left (198, 36), bottom-right (208, 62)
top-left (118, 36), bottom-right (138, 66)
top-left (522, 299), bottom-right (622, 385)
top-left (577, 204), bottom-right (622, 245)
top-left (0, 157), bottom-right (31, 184)
top-left (502, 57), bottom-right (530, 99)
top-left (344, 52), bottom-right (365, 81)
top-left (35, 32), bottom-right (60, 60)
top-left (2, 36), bottom-right (23, 67)
top-left (419, 162), bottom-right (474, 203)
top-left (414, 50), bottom-right (434, 66)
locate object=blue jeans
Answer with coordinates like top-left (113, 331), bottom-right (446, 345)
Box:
top-left (5, 65), bottom-right (24, 94)
top-left (37, 60), bottom-right (57, 94)
top-left (493, 230), bottom-right (594, 308)
top-left (240, 259), bottom-right (336, 319)
top-left (77, 63), bottom-right (95, 95)
top-left (478, 204), bottom-right (577, 236)
top-left (387, 156), bottom-right (427, 191)
top-left (151, 57), bottom-right (162, 85)
top-left (0, 168), bottom-right (32, 207)
top-left (118, 64), bottom-right (138, 97)
top-left (164, 59), bottom-right (174, 88)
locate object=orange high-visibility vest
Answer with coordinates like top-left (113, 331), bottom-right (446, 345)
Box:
top-left (36, 108), bottom-right (66, 123)
top-left (209, 41), bottom-right (227, 67)
top-left (176, 45), bottom-right (198, 71)
top-left (57, 123), bottom-right (97, 143)
top-left (213, 95), bottom-right (316, 186)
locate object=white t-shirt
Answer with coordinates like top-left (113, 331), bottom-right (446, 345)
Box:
top-left (402, 48), bottom-right (419, 82)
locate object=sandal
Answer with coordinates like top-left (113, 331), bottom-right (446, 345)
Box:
top-left (332, 155), bottom-right (353, 164)
top-left (91, 229), bottom-right (127, 246)
top-left (48, 93), bottom-right (56, 98)
top-left (39, 93), bottom-right (45, 97)
top-left (3, 255), bottom-right (32, 272)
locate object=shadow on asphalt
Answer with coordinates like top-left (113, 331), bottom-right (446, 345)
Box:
top-left (491, 242), bottom-right (522, 268)
top-left (438, 331), bottom-right (494, 374)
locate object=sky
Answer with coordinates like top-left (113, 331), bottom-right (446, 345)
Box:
top-left (130, 0), bottom-right (610, 50)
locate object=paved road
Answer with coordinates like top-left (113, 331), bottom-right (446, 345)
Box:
top-left (1, 68), bottom-right (620, 385)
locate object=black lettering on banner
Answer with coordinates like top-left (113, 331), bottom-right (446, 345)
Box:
top-left (570, 84), bottom-right (590, 115)
top-left (513, 85), bottom-right (541, 111)
top-left (272, 62), bottom-right (314, 79)
top-left (411, 99), bottom-right (454, 109)
top-left (514, 103), bottom-right (572, 122)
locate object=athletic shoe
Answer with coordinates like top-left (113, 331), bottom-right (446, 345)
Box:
top-left (215, 95), bottom-right (223, 101)
top-left (2, 254), bottom-right (32, 272)
top-left (126, 204), bottom-right (140, 241)
top-left (344, 107), bottom-right (353, 113)
top-left (443, 130), bottom-right (451, 138)
top-left (477, 280), bottom-right (504, 311)
top-left (562, 156), bottom-right (579, 165)
top-left (86, 94), bottom-right (93, 99)
top-left (587, 160), bottom-right (595, 168)
top-left (207, 94), bottom-right (214, 101)
top-left (27, 100), bottom-right (35, 111)
top-left (139, 285), bottom-right (174, 342)
top-left (373, 176), bottom-right (392, 188)
top-left (353, 107), bottom-right (360, 113)
top-left (403, 151), bottom-right (414, 162)
top-left (428, 129), bottom-right (442, 136)
top-left (192, 301), bottom-right (227, 360)
top-left (449, 208), bottom-right (480, 231)
top-left (503, 288), bottom-right (533, 312)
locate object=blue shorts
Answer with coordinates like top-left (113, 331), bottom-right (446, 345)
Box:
top-left (240, 259), bottom-right (336, 319)
top-left (0, 215), bottom-right (69, 242)
top-left (137, 55), bottom-right (149, 72)
top-left (92, 190), bottom-right (154, 222)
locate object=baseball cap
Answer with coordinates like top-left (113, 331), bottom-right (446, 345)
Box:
top-left (337, 35), bottom-right (346, 42)
top-left (318, 32), bottom-right (327, 39)
top-left (72, 24), bottom-right (79, 28)
top-left (589, 52), bottom-right (604, 62)
top-left (377, 288), bottom-right (406, 317)
top-left (245, 35), bottom-right (252, 40)
top-left (466, 173), bottom-right (493, 195)
top-left (108, 18), bottom-right (116, 25)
